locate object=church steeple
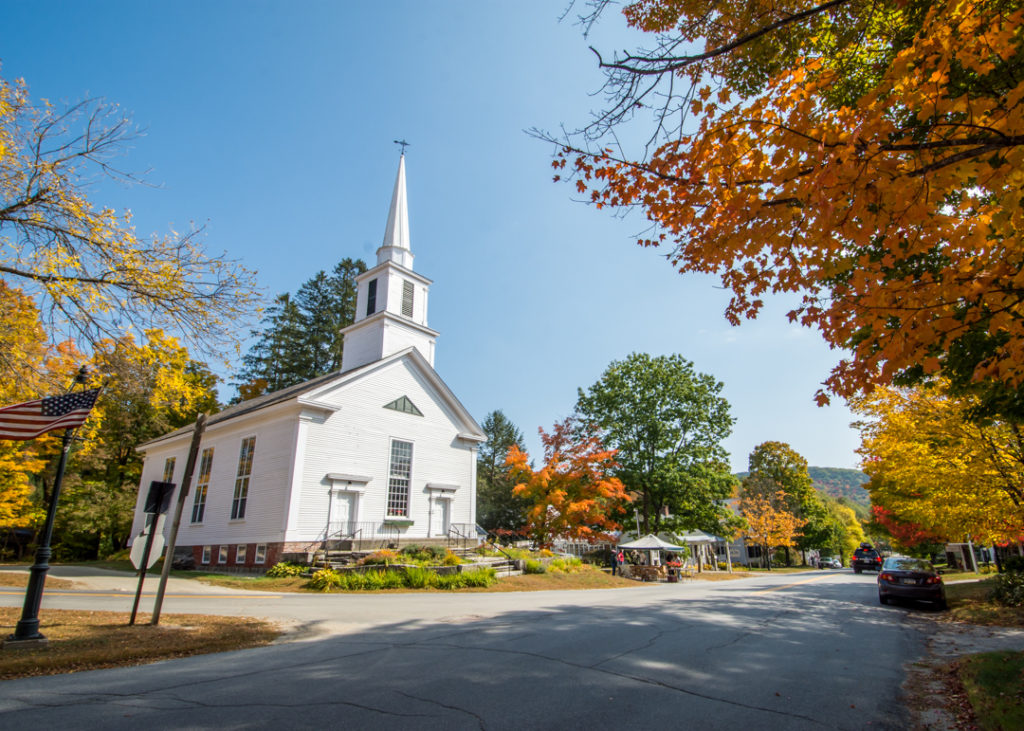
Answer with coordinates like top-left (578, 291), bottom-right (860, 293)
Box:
top-left (340, 153), bottom-right (438, 373)
top-left (378, 154), bottom-right (414, 269)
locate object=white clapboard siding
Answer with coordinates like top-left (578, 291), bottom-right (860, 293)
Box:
top-left (287, 356), bottom-right (476, 542)
top-left (130, 404), bottom-right (299, 547)
top-left (130, 349), bottom-right (482, 551)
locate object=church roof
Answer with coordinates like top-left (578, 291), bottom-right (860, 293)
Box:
top-left (138, 347), bottom-right (485, 450)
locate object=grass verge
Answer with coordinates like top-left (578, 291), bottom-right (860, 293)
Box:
top-left (945, 578), bottom-right (1024, 627)
top-left (0, 571), bottom-right (74, 590)
top-left (0, 607), bottom-right (280, 680)
top-left (957, 651), bottom-right (1024, 731)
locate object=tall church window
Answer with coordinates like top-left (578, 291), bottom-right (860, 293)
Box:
top-left (191, 447), bottom-right (214, 524)
top-left (401, 280), bottom-right (414, 317)
top-left (366, 279), bottom-right (377, 316)
top-left (231, 437), bottom-right (256, 520)
top-left (386, 439), bottom-right (413, 517)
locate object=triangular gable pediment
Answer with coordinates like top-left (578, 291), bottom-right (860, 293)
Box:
top-left (300, 347), bottom-right (485, 441)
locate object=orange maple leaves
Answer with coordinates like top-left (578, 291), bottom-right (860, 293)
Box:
top-left (505, 418), bottom-right (630, 549)
top-left (559, 0), bottom-right (1024, 403)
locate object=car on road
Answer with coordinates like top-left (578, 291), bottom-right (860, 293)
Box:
top-left (852, 543), bottom-right (883, 573)
top-left (818, 557), bottom-right (842, 569)
top-left (877, 557), bottom-right (946, 609)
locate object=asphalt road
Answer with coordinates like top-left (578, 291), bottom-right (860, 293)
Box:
top-left (0, 569), bottom-right (924, 730)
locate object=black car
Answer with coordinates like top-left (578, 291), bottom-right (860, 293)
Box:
top-left (878, 557), bottom-right (946, 608)
top-left (852, 543), bottom-right (883, 573)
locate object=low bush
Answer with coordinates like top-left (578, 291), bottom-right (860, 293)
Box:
top-left (991, 572), bottom-right (1024, 607)
top-left (359, 550), bottom-right (400, 566)
top-left (400, 544), bottom-right (447, 563)
top-left (308, 568), bottom-right (342, 592)
top-left (1003, 556), bottom-right (1024, 574)
top-left (404, 566), bottom-right (433, 589)
top-left (442, 550), bottom-right (462, 566)
top-left (523, 559), bottom-right (546, 574)
top-left (460, 568), bottom-right (497, 587)
top-left (548, 557), bottom-right (583, 574)
top-left (266, 561), bottom-right (306, 578)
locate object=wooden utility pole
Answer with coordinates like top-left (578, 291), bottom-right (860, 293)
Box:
top-left (151, 413), bottom-right (206, 625)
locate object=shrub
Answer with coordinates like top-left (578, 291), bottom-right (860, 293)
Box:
top-left (1003, 556), bottom-right (1024, 574)
top-left (991, 572), bottom-right (1024, 607)
top-left (359, 550), bottom-right (399, 566)
top-left (548, 557), bottom-right (583, 574)
top-left (539, 549), bottom-right (554, 557)
top-left (266, 561), bottom-right (306, 578)
top-left (434, 573), bottom-right (461, 589)
top-left (442, 550), bottom-right (462, 566)
top-left (308, 568), bottom-right (342, 592)
top-left (461, 567), bottom-right (497, 587)
top-left (523, 559), bottom-right (546, 574)
top-left (404, 566), bottom-right (433, 589)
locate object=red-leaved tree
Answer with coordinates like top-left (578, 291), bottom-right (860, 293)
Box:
top-left (505, 418), bottom-right (630, 549)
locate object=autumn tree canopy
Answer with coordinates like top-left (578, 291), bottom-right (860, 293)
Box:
top-left (741, 440), bottom-right (831, 561)
top-left (740, 490), bottom-right (806, 570)
top-left (575, 352), bottom-right (736, 535)
top-left (506, 417), bottom-right (630, 549)
top-left (0, 74), bottom-right (259, 389)
top-left (552, 0), bottom-right (1024, 409)
top-left (853, 380), bottom-right (1024, 544)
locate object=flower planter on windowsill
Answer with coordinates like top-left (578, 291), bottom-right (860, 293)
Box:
top-left (384, 518), bottom-right (415, 527)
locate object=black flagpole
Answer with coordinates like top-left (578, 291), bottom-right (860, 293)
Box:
top-left (6, 429), bottom-right (74, 644)
top-left (5, 366), bottom-right (91, 646)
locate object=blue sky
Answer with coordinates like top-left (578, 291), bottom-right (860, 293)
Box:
top-left (1, 1), bottom-right (862, 473)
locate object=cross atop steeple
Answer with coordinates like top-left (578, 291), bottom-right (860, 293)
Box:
top-left (393, 139), bottom-right (410, 155)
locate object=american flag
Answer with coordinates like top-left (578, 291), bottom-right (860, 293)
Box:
top-left (0, 389), bottom-right (101, 440)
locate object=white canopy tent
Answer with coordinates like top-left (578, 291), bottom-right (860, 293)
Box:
top-left (677, 529), bottom-right (732, 573)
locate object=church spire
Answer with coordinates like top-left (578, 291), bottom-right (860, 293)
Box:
top-left (378, 153), bottom-right (413, 269)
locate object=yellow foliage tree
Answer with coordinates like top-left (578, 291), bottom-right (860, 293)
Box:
top-left (0, 283), bottom-right (56, 528)
top-left (51, 329), bottom-right (219, 557)
top-left (553, 0), bottom-right (1024, 406)
top-left (0, 74), bottom-right (259, 389)
top-left (740, 491), bottom-right (806, 569)
top-left (853, 382), bottom-right (1024, 544)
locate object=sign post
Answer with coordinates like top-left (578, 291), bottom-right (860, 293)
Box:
top-left (128, 481), bottom-right (174, 626)
top-left (151, 413), bottom-right (206, 625)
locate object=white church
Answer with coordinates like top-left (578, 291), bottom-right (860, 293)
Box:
top-left (128, 155), bottom-right (486, 569)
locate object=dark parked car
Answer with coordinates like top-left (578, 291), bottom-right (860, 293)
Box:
top-left (878, 557), bottom-right (946, 609)
top-left (852, 543), bottom-right (883, 573)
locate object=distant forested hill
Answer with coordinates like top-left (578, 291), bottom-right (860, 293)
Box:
top-left (808, 467), bottom-right (869, 506)
top-left (734, 466), bottom-right (870, 508)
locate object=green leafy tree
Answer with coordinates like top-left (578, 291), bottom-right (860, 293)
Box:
top-left (236, 257), bottom-right (366, 398)
top-left (575, 352), bottom-right (736, 535)
top-left (476, 410), bottom-right (530, 535)
top-left (742, 441), bottom-right (830, 564)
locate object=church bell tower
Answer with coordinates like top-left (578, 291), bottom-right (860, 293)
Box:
top-left (340, 154), bottom-right (438, 373)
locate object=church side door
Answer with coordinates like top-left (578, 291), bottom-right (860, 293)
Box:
top-left (331, 491), bottom-right (356, 536)
top-left (430, 497), bottom-right (449, 537)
